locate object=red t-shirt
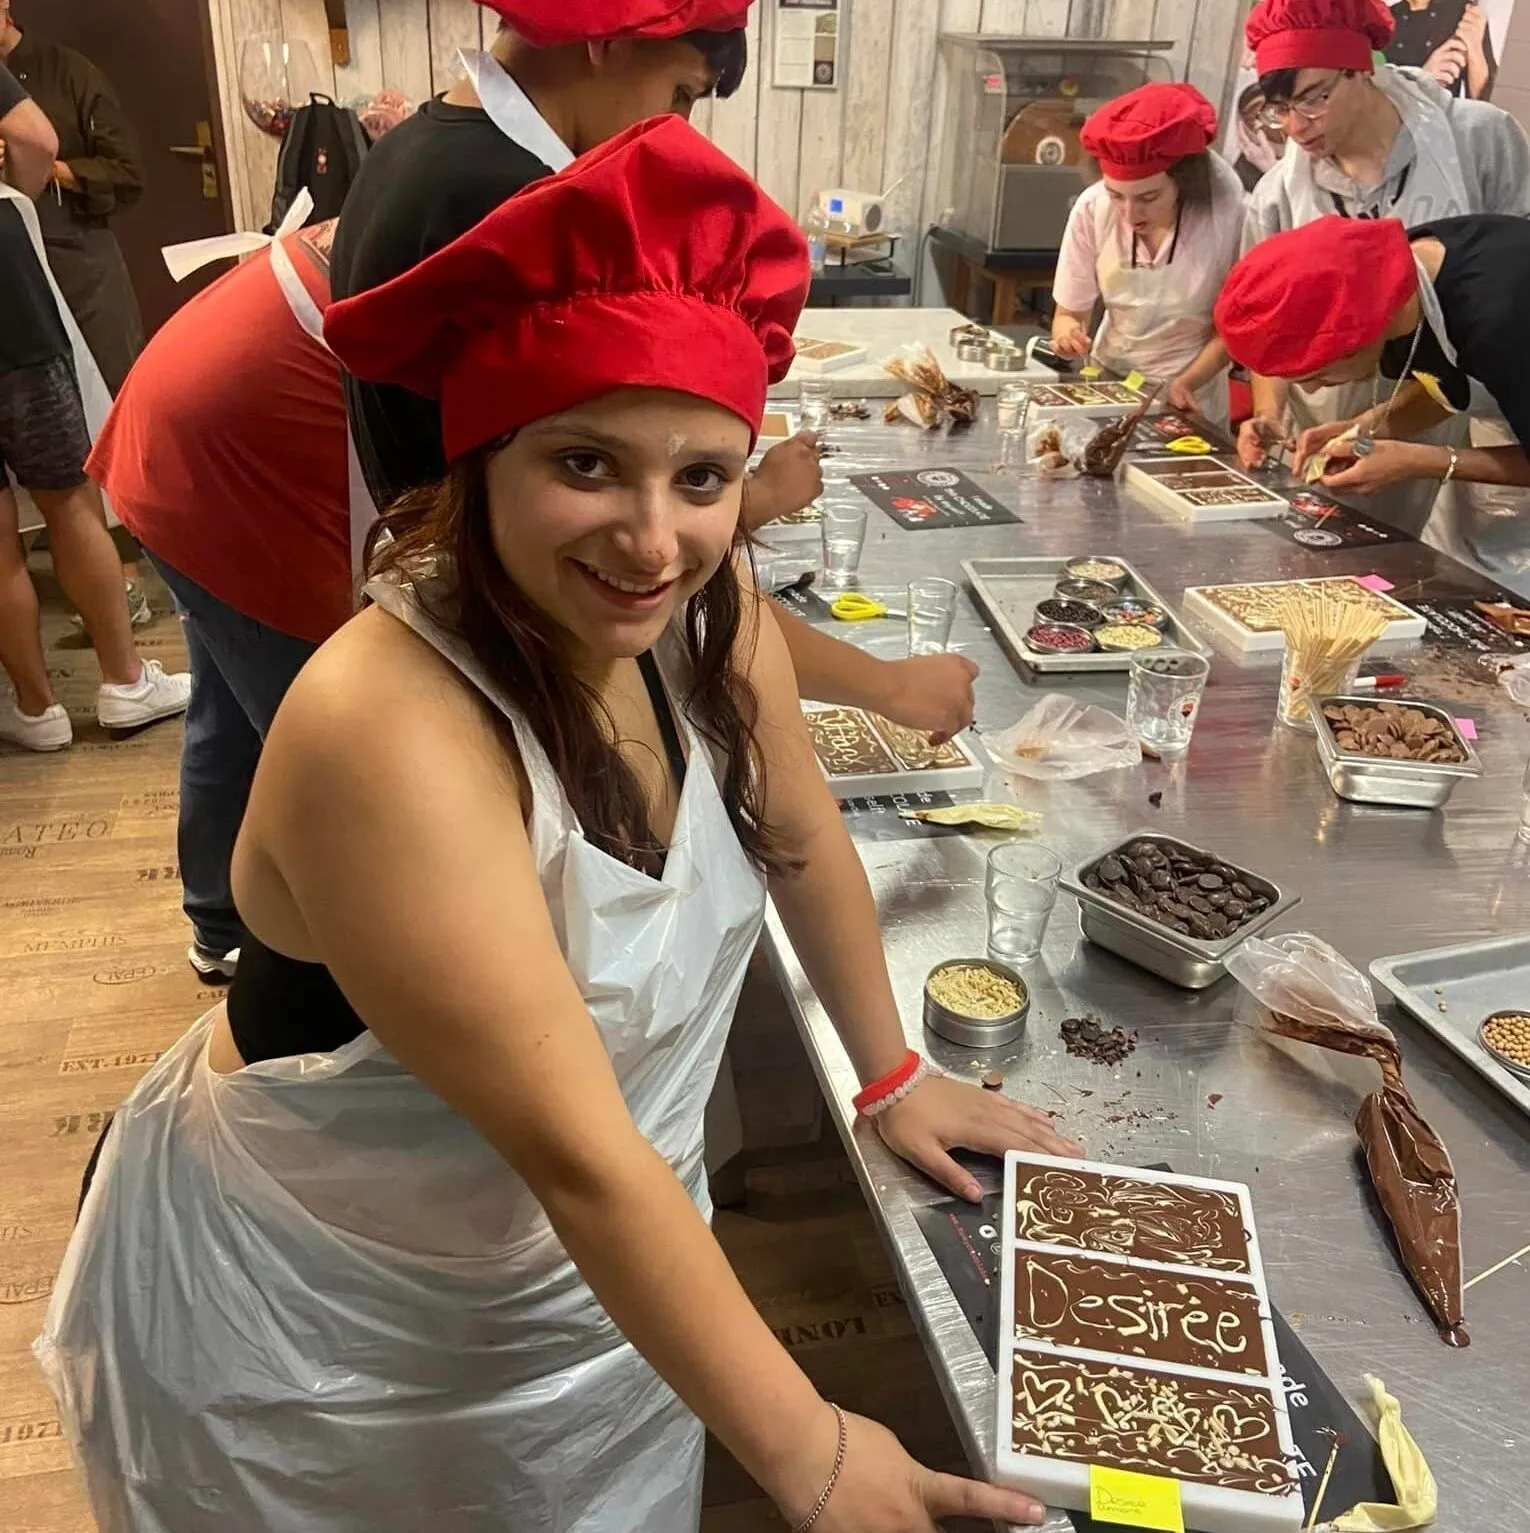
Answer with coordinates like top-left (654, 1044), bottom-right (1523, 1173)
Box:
top-left (89, 227), bottom-right (351, 645)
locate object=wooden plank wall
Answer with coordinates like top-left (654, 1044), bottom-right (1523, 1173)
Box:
top-left (207, 0), bottom-right (1244, 256)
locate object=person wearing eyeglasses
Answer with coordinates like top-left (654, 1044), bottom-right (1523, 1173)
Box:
top-left (1234, 0), bottom-right (1530, 541)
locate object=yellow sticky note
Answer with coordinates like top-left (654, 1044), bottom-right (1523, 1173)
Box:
top-left (1089, 1466), bottom-right (1184, 1533)
top-left (1081, 363), bottom-right (1103, 379)
top-left (1411, 371), bottom-right (1461, 415)
top-left (1123, 370), bottom-right (1147, 393)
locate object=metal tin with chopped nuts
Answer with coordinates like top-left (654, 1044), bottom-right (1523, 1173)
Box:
top-left (1054, 577), bottom-right (1117, 606)
top-left (1095, 623), bottom-right (1165, 652)
top-left (1063, 556), bottom-right (1127, 590)
top-left (924, 959), bottom-right (1030, 1048)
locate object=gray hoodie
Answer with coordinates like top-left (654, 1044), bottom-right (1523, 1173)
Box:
top-left (1243, 64), bottom-right (1530, 251)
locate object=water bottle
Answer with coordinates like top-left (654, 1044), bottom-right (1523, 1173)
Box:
top-left (804, 195), bottom-right (828, 275)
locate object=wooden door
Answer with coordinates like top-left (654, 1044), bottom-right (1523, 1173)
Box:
top-left (11, 0), bottom-right (235, 336)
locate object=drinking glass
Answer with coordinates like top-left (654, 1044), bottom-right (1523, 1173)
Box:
top-left (995, 426), bottom-right (1030, 474)
top-left (1126, 651), bottom-right (1211, 757)
top-left (907, 577), bottom-right (959, 656)
top-left (995, 381), bottom-right (1031, 433)
top-left (986, 842), bottom-right (1062, 963)
top-left (799, 376), bottom-right (834, 433)
top-left (820, 503), bottom-right (867, 589)
top-left (1277, 650), bottom-right (1362, 732)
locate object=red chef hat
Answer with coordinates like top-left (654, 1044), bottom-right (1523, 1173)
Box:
top-left (1080, 83), bottom-right (1218, 181)
top-left (323, 116), bottom-right (807, 459)
top-left (1245, 0), bottom-right (1394, 75)
top-left (1214, 216), bottom-right (1417, 378)
top-left (476, 0), bottom-right (749, 45)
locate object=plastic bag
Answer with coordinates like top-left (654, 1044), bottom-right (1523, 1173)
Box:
top-left (988, 695), bottom-right (1142, 780)
top-left (1495, 652), bottom-right (1530, 706)
top-left (1026, 415), bottom-right (1096, 478)
top-left (881, 344), bottom-right (979, 430)
top-left (1225, 934), bottom-right (1466, 1347)
top-left (1321, 1375), bottom-right (1438, 1531)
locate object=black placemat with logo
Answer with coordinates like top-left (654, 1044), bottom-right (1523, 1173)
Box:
top-left (1407, 594), bottom-right (1530, 655)
top-left (1129, 412), bottom-right (1234, 454)
top-left (913, 1172), bottom-right (1391, 1530)
top-left (852, 469), bottom-right (1020, 530)
top-left (1260, 486), bottom-right (1415, 550)
top-left (769, 581), bottom-right (837, 623)
top-left (838, 790), bottom-right (968, 841)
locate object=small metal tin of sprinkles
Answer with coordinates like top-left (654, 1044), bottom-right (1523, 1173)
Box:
top-left (1054, 577), bottom-right (1116, 606)
top-left (1035, 597), bottom-right (1106, 630)
top-left (1063, 556), bottom-right (1127, 590)
top-left (1025, 622), bottom-right (1097, 655)
top-left (924, 958), bottom-right (1030, 1048)
top-left (1096, 623), bottom-right (1165, 652)
top-left (1100, 598), bottom-right (1168, 630)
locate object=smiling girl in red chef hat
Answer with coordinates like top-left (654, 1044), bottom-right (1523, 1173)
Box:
top-left (37, 117), bottom-right (1074, 1533)
top-left (1234, 0), bottom-right (1530, 546)
top-left (1050, 82), bottom-right (1248, 430)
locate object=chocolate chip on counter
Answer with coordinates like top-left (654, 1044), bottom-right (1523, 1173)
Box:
top-left (1148, 791), bottom-right (1163, 808)
top-left (982, 1071), bottom-right (1005, 1090)
top-left (1207, 1092), bottom-right (1223, 1108)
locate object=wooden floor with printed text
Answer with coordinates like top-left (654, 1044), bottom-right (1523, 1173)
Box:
top-left (1, 568), bottom-right (984, 1532)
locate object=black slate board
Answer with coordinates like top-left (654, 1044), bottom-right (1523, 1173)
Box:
top-left (852, 468), bottom-right (1020, 530)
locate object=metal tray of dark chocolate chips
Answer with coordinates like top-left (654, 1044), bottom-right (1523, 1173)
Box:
top-left (1061, 832), bottom-right (1300, 990)
top-left (1371, 935), bottom-right (1530, 1121)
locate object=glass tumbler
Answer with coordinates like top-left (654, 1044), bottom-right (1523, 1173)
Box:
top-left (907, 577), bottom-right (959, 656)
top-left (1277, 649), bottom-right (1362, 732)
top-left (995, 426), bottom-right (1030, 475)
top-left (799, 376), bottom-right (834, 433)
top-left (986, 842), bottom-right (1062, 963)
top-left (995, 381), bottom-right (1031, 433)
top-left (1126, 651), bottom-right (1211, 757)
top-left (819, 503), bottom-right (868, 590)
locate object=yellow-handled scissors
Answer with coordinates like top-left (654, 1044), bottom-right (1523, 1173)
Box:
top-left (1165, 435), bottom-right (1214, 455)
top-left (831, 592), bottom-right (905, 623)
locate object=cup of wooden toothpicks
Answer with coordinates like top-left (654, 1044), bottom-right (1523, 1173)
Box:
top-left (1274, 586), bottom-right (1391, 731)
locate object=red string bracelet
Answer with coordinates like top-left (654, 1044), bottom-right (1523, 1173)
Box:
top-left (852, 1049), bottom-right (924, 1116)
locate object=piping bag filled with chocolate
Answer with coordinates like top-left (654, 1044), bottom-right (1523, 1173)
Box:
top-left (1225, 933), bottom-right (1466, 1347)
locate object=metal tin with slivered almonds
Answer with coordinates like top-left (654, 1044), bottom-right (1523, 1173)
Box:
top-left (923, 959), bottom-right (1030, 1048)
top-left (1061, 833), bottom-right (1300, 990)
top-left (1310, 696), bottom-right (1482, 810)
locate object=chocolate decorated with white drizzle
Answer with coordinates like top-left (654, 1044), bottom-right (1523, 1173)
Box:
top-left (1012, 1251), bottom-right (1268, 1376)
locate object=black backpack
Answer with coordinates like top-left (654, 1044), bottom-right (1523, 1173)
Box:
top-left (266, 93), bottom-right (370, 233)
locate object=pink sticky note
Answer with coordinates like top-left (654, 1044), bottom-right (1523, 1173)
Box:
top-left (1356, 574), bottom-right (1395, 594)
top-left (1456, 717), bottom-right (1479, 741)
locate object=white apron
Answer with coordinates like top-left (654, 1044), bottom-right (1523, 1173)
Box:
top-left (1094, 217), bottom-right (1230, 433)
top-left (0, 182), bottom-right (117, 530)
top-left (35, 581), bottom-right (767, 1532)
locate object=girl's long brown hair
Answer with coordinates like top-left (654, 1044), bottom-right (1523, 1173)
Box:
top-left (366, 447), bottom-right (793, 876)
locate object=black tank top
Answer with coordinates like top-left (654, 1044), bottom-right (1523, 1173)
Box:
top-left (228, 652), bottom-right (688, 1066)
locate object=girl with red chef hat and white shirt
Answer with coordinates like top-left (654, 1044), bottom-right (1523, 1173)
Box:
top-left (37, 118), bottom-right (1072, 1533)
top-left (1235, 0), bottom-right (1530, 538)
top-left (1050, 82), bottom-right (1248, 431)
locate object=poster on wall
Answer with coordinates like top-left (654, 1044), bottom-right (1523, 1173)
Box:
top-left (772, 0), bottom-right (840, 90)
top-left (1223, 0), bottom-right (1519, 192)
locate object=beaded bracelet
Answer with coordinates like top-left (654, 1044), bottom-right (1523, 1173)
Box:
top-left (792, 1403), bottom-right (847, 1533)
top-left (853, 1052), bottom-right (937, 1118)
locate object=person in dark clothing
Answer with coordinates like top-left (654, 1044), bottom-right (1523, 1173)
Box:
top-left (0, 1), bottom-right (144, 393)
top-left (1217, 213), bottom-right (1530, 495)
top-left (1387, 0), bottom-right (1497, 100)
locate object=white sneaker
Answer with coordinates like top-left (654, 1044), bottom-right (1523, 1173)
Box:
top-left (0, 696), bottom-right (73, 751)
top-left (97, 659), bottom-right (192, 731)
top-left (188, 943), bottom-right (240, 981)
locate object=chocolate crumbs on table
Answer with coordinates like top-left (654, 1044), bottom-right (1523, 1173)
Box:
top-left (1060, 1015), bottom-right (1137, 1065)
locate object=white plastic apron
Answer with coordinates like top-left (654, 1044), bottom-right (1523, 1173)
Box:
top-left (0, 182), bottom-right (117, 530)
top-left (36, 581), bottom-right (767, 1532)
top-left (1094, 209), bottom-right (1229, 432)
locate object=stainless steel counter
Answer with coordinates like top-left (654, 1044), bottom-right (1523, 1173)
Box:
top-left (759, 417), bottom-right (1530, 1533)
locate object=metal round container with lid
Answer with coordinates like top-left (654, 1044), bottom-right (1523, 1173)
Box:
top-left (924, 959), bottom-right (1030, 1047)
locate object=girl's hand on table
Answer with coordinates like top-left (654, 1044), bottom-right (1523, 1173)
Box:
top-left (874, 1075), bottom-right (1081, 1202)
top-left (1167, 373), bottom-right (1199, 414)
top-left (1050, 317), bottom-right (1092, 359)
top-left (780, 1406), bottom-right (1047, 1531)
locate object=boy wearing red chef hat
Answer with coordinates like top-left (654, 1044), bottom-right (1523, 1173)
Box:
top-left (1050, 82), bottom-right (1247, 429)
top-left (39, 115), bottom-right (1072, 1533)
top-left (1217, 212), bottom-right (1530, 590)
top-left (1234, 0), bottom-right (1530, 544)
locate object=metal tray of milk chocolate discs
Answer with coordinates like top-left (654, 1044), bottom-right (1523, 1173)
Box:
top-left (963, 555), bottom-right (1209, 675)
top-left (1372, 935), bottom-right (1530, 1120)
